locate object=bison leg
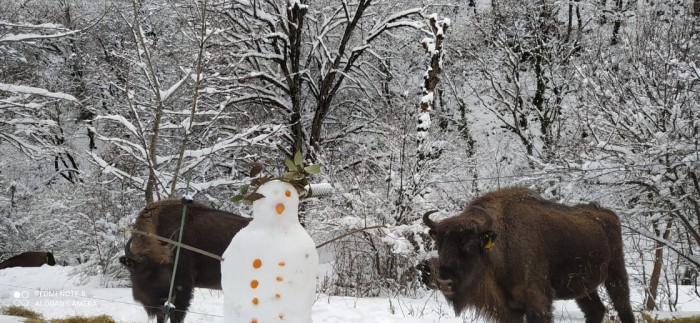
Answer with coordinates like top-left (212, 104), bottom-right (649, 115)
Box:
top-left (522, 284), bottom-right (553, 323)
top-left (164, 257), bottom-right (196, 323)
top-left (499, 310), bottom-right (527, 323)
top-left (166, 284), bottom-right (194, 323)
top-left (575, 291), bottom-right (606, 323)
top-left (156, 312), bottom-right (167, 323)
top-left (525, 309), bottom-right (553, 323)
top-left (604, 258), bottom-right (635, 323)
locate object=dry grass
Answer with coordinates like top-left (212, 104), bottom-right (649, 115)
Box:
top-left (642, 312), bottom-right (700, 323)
top-left (48, 315), bottom-right (116, 323)
top-left (1, 306), bottom-right (116, 323)
top-left (1, 306), bottom-right (43, 321)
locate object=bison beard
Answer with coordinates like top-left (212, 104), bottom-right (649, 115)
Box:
top-left (424, 187), bottom-right (635, 323)
top-left (0, 251), bottom-right (55, 269)
top-left (120, 199), bottom-right (250, 323)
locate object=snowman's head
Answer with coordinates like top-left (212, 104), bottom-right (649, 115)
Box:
top-left (252, 180), bottom-right (301, 227)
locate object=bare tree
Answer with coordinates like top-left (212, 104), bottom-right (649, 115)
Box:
top-left (576, 2), bottom-right (699, 310)
top-left (471, 0), bottom-right (580, 164)
top-left (89, 0), bottom-right (281, 203)
top-left (210, 0), bottom-right (425, 159)
top-left (394, 14), bottom-right (450, 225)
top-left (0, 15), bottom-right (86, 182)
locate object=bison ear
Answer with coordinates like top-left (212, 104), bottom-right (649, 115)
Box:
top-left (428, 229), bottom-right (436, 240)
top-left (480, 230), bottom-right (496, 250)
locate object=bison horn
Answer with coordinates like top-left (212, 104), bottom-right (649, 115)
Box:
top-left (422, 210), bottom-right (439, 229)
top-left (124, 237), bottom-right (134, 257)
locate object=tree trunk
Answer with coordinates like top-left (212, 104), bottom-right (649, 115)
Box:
top-left (646, 244), bottom-right (664, 310)
top-left (308, 1), bottom-right (370, 154)
top-left (601, 0), bottom-right (608, 24)
top-left (285, 1), bottom-right (306, 156)
top-left (567, 1), bottom-right (573, 41)
top-left (611, 0), bottom-right (623, 45)
top-left (646, 219), bottom-right (673, 310)
top-left (416, 16), bottom-right (448, 168)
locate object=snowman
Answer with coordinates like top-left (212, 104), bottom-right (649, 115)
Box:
top-left (222, 180), bottom-right (319, 323)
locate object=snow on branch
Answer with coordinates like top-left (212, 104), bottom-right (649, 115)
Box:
top-left (0, 29), bottom-right (82, 43)
top-left (0, 132), bottom-right (45, 157)
top-left (367, 8), bottom-right (424, 43)
top-left (232, 50), bottom-right (285, 64)
top-left (92, 115), bottom-right (141, 138)
top-left (0, 14), bottom-right (102, 44)
top-left (88, 151), bottom-right (147, 187)
top-left (0, 83), bottom-right (79, 102)
top-left (223, 93), bottom-right (292, 112)
top-left (156, 124), bottom-right (283, 165)
top-left (160, 71), bottom-right (193, 102)
top-left (0, 20), bottom-right (70, 31)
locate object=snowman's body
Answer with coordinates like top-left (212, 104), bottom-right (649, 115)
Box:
top-left (222, 180), bottom-right (318, 323)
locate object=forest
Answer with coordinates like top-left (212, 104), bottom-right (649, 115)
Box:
top-left (0, 0), bottom-right (698, 317)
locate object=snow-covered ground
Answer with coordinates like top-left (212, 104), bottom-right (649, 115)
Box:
top-left (1, 265), bottom-right (699, 322)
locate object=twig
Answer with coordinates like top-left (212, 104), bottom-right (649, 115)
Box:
top-left (623, 224), bottom-right (700, 269)
top-left (316, 225), bottom-right (386, 249)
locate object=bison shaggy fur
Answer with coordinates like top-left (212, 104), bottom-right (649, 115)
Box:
top-left (424, 187), bottom-right (635, 323)
top-left (120, 199), bottom-right (250, 323)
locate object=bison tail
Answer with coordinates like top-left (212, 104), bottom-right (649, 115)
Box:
top-left (604, 258), bottom-right (635, 323)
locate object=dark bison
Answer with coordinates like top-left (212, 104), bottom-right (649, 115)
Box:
top-left (423, 187), bottom-right (635, 323)
top-left (0, 251), bottom-right (55, 269)
top-left (120, 199), bottom-right (250, 323)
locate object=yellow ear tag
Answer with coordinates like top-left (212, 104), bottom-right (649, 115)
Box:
top-left (484, 238), bottom-right (494, 250)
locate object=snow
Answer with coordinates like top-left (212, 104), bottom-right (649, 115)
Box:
top-left (288, 0), bottom-right (309, 11)
top-left (0, 83), bottom-right (78, 102)
top-left (421, 38), bottom-right (435, 53)
top-left (3, 265), bottom-right (700, 322)
top-left (159, 72), bottom-right (192, 102)
top-left (421, 92), bottom-right (434, 105)
top-left (221, 180), bottom-right (318, 322)
top-left (0, 29), bottom-right (82, 43)
top-left (0, 21), bottom-right (68, 30)
top-left (417, 112), bottom-right (432, 132)
top-left (367, 8), bottom-right (423, 41)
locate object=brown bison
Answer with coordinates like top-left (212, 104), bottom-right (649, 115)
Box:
top-left (120, 199), bottom-right (250, 323)
top-left (423, 187), bottom-right (635, 323)
top-left (0, 251), bottom-right (55, 269)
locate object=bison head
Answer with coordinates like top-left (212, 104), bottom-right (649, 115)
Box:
top-left (423, 207), bottom-right (497, 314)
top-left (119, 237), bottom-right (136, 269)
